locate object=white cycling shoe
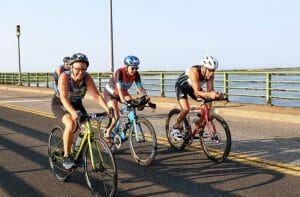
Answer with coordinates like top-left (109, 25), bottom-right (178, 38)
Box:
top-left (170, 128), bottom-right (183, 141)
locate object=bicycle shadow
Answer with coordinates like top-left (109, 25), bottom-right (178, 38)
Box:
top-left (111, 144), bottom-right (287, 197)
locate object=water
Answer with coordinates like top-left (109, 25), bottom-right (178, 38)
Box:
top-left (31, 74), bottom-right (300, 108)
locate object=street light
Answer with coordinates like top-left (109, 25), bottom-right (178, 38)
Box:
top-left (108, 0), bottom-right (114, 73)
top-left (16, 24), bottom-right (22, 85)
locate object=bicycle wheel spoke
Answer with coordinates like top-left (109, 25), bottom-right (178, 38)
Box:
top-left (129, 117), bottom-right (157, 165)
top-left (85, 137), bottom-right (117, 197)
top-left (200, 114), bottom-right (231, 163)
top-left (48, 126), bottom-right (72, 181)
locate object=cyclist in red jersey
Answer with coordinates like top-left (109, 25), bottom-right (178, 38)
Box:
top-left (103, 55), bottom-right (147, 144)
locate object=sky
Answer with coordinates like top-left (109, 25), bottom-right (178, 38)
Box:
top-left (1, 0), bottom-right (300, 72)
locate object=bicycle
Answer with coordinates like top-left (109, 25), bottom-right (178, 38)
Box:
top-left (165, 97), bottom-right (231, 163)
top-left (101, 95), bottom-right (157, 166)
top-left (48, 111), bottom-right (117, 197)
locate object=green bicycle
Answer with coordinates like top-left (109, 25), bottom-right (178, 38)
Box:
top-left (48, 112), bottom-right (117, 197)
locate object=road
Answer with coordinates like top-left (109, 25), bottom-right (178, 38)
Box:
top-left (0, 89), bottom-right (299, 196)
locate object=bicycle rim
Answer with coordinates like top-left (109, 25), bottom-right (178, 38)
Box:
top-left (199, 114), bottom-right (231, 163)
top-left (84, 137), bottom-right (117, 197)
top-left (48, 126), bottom-right (73, 181)
top-left (129, 117), bottom-right (157, 166)
top-left (165, 109), bottom-right (188, 151)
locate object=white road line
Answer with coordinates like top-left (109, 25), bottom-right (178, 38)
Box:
top-left (0, 99), bottom-right (50, 103)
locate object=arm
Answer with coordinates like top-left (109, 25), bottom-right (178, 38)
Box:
top-left (85, 73), bottom-right (110, 112)
top-left (135, 72), bottom-right (147, 96)
top-left (58, 73), bottom-right (77, 120)
top-left (55, 66), bottom-right (63, 77)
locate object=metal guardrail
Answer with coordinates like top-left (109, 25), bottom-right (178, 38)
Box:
top-left (0, 71), bottom-right (299, 106)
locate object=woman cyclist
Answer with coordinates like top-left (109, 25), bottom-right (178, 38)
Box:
top-left (51, 53), bottom-right (111, 169)
top-left (53, 56), bottom-right (71, 95)
top-left (171, 55), bottom-right (224, 141)
top-left (103, 55), bottom-right (148, 144)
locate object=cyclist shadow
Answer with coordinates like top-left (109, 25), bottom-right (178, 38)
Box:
top-left (115, 145), bottom-right (285, 196)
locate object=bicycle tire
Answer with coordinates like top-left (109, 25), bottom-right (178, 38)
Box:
top-left (84, 137), bottom-right (117, 197)
top-left (129, 117), bottom-right (157, 166)
top-left (48, 126), bottom-right (73, 181)
top-left (165, 108), bottom-right (189, 151)
top-left (199, 114), bottom-right (231, 163)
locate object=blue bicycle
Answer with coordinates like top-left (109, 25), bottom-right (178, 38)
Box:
top-left (101, 95), bottom-right (157, 166)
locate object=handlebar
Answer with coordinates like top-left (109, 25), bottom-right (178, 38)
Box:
top-left (127, 95), bottom-right (156, 110)
top-left (196, 96), bottom-right (228, 104)
top-left (77, 111), bottom-right (113, 130)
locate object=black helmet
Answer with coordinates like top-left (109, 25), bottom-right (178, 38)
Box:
top-left (69, 53), bottom-right (89, 67)
top-left (63, 56), bottom-right (70, 63)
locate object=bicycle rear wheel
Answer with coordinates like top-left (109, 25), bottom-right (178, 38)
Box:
top-left (129, 117), bottom-right (157, 165)
top-left (165, 109), bottom-right (189, 151)
top-left (199, 114), bottom-right (231, 163)
top-left (48, 126), bottom-right (73, 181)
top-left (84, 137), bottom-right (117, 197)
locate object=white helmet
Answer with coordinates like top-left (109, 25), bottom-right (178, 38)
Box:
top-left (201, 55), bottom-right (218, 70)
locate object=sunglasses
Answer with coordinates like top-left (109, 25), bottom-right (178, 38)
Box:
top-left (130, 67), bottom-right (139, 71)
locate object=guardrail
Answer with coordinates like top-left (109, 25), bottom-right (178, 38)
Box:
top-left (0, 71), bottom-right (299, 107)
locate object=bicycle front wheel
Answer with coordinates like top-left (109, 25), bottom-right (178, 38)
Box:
top-left (199, 114), bottom-right (231, 163)
top-left (84, 137), bottom-right (117, 197)
top-left (48, 126), bottom-right (73, 181)
top-left (129, 117), bottom-right (157, 166)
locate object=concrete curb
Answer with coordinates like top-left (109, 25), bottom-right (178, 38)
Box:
top-left (1, 85), bottom-right (300, 124)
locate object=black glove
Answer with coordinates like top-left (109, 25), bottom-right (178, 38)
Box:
top-left (108, 107), bottom-right (114, 119)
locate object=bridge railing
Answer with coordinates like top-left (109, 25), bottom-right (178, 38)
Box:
top-left (0, 71), bottom-right (300, 106)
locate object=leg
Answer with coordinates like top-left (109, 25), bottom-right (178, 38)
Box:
top-left (62, 113), bottom-right (76, 157)
top-left (174, 98), bottom-right (190, 128)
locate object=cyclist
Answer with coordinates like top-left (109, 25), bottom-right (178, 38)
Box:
top-left (53, 56), bottom-right (71, 95)
top-left (171, 55), bottom-right (224, 141)
top-left (103, 55), bottom-right (147, 144)
top-left (51, 53), bottom-right (111, 169)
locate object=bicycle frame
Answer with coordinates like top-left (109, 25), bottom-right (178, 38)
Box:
top-left (122, 106), bottom-right (146, 143)
top-left (74, 119), bottom-right (105, 170)
top-left (189, 101), bottom-right (220, 141)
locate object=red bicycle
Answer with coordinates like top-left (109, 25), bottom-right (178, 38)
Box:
top-left (165, 97), bottom-right (231, 163)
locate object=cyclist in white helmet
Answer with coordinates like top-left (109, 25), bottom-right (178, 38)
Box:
top-left (171, 55), bottom-right (224, 141)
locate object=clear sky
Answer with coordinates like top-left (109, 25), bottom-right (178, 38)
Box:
top-left (1, 0), bottom-right (299, 72)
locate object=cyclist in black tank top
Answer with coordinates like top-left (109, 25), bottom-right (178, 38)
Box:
top-left (51, 53), bottom-right (111, 169)
top-left (171, 55), bottom-right (224, 141)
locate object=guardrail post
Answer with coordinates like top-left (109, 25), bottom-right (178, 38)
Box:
top-left (97, 72), bottom-right (102, 92)
top-left (266, 72), bottom-right (272, 105)
top-left (46, 73), bottom-right (49, 88)
top-left (12, 73), bottom-right (14, 85)
top-left (36, 73), bottom-right (39, 87)
top-left (18, 72), bottom-right (22, 86)
top-left (223, 72), bottom-right (229, 100)
top-left (160, 72), bottom-right (165, 97)
top-left (5, 73), bottom-right (7, 84)
top-left (27, 73), bottom-right (30, 86)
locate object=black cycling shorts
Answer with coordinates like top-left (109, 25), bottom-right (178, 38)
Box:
top-left (51, 95), bottom-right (87, 120)
top-left (175, 81), bottom-right (197, 101)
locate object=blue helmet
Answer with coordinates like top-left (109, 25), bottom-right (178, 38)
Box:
top-left (124, 55), bottom-right (140, 67)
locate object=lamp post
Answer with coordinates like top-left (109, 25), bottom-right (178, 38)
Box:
top-left (16, 24), bottom-right (22, 85)
top-left (108, 0), bottom-right (114, 73)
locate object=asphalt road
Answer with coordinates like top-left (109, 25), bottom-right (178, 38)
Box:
top-left (0, 89), bottom-right (299, 196)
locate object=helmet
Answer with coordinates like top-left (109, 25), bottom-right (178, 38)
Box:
top-left (63, 56), bottom-right (70, 63)
top-left (124, 55), bottom-right (140, 67)
top-left (201, 55), bottom-right (218, 70)
top-left (69, 53), bottom-right (89, 67)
